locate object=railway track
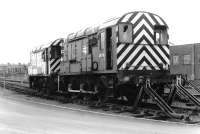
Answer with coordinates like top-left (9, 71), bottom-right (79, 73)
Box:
top-left (0, 78), bottom-right (200, 124)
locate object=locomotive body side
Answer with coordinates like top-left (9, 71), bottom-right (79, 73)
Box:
top-left (60, 11), bottom-right (170, 82)
top-left (58, 11), bottom-right (170, 104)
top-left (28, 46), bottom-right (47, 76)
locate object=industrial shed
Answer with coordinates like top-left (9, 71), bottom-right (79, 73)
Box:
top-left (170, 43), bottom-right (200, 80)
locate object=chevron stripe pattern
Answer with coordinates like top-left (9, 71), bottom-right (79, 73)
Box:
top-left (49, 38), bottom-right (64, 73)
top-left (50, 58), bottom-right (60, 73)
top-left (117, 12), bottom-right (169, 70)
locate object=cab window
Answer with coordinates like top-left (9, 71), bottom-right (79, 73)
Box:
top-left (100, 32), bottom-right (105, 50)
top-left (118, 23), bottom-right (133, 44)
top-left (50, 46), bottom-right (61, 59)
top-left (154, 25), bottom-right (168, 45)
top-left (42, 50), bottom-right (46, 61)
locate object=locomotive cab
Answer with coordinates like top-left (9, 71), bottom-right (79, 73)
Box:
top-left (98, 23), bottom-right (133, 71)
top-left (49, 45), bottom-right (61, 59)
top-left (154, 25), bottom-right (169, 70)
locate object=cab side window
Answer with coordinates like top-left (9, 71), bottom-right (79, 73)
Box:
top-left (154, 25), bottom-right (168, 45)
top-left (50, 46), bottom-right (61, 59)
top-left (100, 32), bottom-right (105, 50)
top-left (118, 23), bottom-right (133, 44)
top-left (68, 43), bottom-right (72, 61)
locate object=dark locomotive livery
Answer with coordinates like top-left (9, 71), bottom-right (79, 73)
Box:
top-left (29, 11), bottom-right (195, 118)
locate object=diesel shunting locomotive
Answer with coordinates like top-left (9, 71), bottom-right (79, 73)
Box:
top-left (28, 11), bottom-right (196, 118)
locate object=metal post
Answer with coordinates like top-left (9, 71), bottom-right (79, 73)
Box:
top-left (176, 75), bottom-right (182, 86)
top-left (57, 75), bottom-right (60, 92)
top-left (4, 72), bottom-right (6, 89)
top-left (146, 78), bottom-right (150, 88)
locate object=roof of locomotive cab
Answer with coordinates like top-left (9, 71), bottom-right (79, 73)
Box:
top-left (67, 11), bottom-right (168, 41)
top-left (32, 38), bottom-right (64, 53)
top-left (32, 44), bottom-right (49, 53)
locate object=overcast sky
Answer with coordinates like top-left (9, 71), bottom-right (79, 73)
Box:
top-left (0, 0), bottom-right (200, 64)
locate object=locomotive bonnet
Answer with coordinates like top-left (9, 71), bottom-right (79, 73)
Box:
top-left (60, 11), bottom-right (169, 80)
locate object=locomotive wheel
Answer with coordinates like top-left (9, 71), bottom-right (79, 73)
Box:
top-left (95, 78), bottom-right (108, 104)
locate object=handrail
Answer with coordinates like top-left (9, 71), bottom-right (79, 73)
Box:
top-left (185, 79), bottom-right (200, 93)
top-left (175, 75), bottom-right (200, 107)
top-left (176, 83), bottom-right (200, 107)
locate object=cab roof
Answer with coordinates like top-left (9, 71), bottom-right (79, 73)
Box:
top-left (67, 11), bottom-right (168, 41)
top-left (32, 38), bottom-right (64, 53)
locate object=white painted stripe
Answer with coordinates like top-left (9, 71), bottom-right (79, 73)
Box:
top-left (141, 40), bottom-right (147, 44)
top-left (117, 44), bottom-right (125, 53)
top-left (50, 59), bottom-right (55, 64)
top-left (142, 52), bottom-right (159, 69)
top-left (51, 60), bottom-right (60, 71)
top-left (134, 29), bottom-right (154, 44)
top-left (119, 45), bottom-right (143, 69)
top-left (130, 52), bottom-right (144, 67)
top-left (121, 13), bottom-right (133, 22)
top-left (145, 45), bottom-right (162, 64)
top-left (154, 45), bottom-right (170, 64)
top-left (131, 51), bottom-right (159, 70)
top-left (143, 61), bottom-right (152, 70)
top-left (52, 39), bottom-right (62, 46)
top-left (144, 13), bottom-right (156, 25)
top-left (50, 59), bottom-right (60, 70)
top-left (137, 66), bottom-right (143, 70)
top-left (117, 45), bottom-right (134, 64)
top-left (54, 66), bottom-right (60, 72)
top-left (131, 12), bottom-right (143, 24)
top-left (163, 45), bottom-right (170, 55)
top-left (154, 15), bottom-right (164, 25)
top-left (134, 19), bottom-right (154, 34)
top-left (137, 61), bottom-right (151, 70)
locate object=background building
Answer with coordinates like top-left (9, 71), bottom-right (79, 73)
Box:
top-left (170, 43), bottom-right (200, 80)
top-left (0, 63), bottom-right (27, 77)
